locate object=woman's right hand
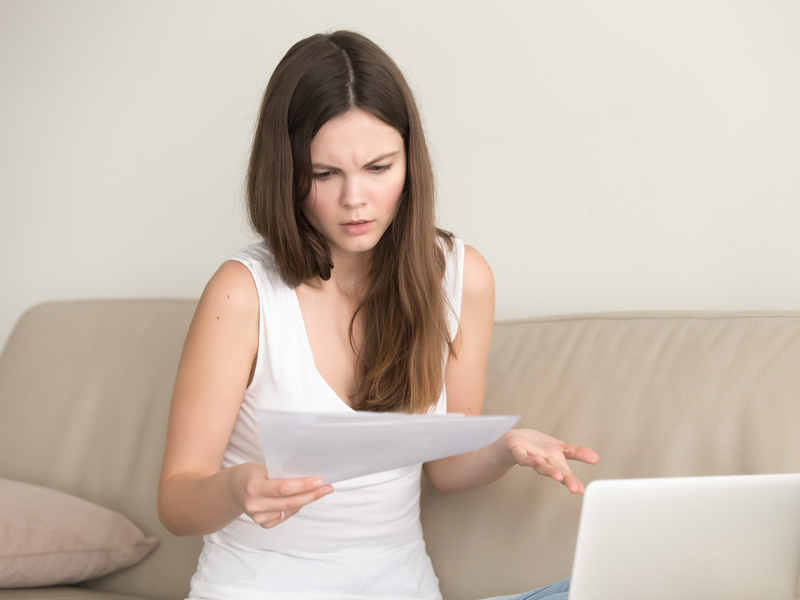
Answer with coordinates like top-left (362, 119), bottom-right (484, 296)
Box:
top-left (158, 262), bottom-right (335, 536)
top-left (228, 462), bottom-right (334, 528)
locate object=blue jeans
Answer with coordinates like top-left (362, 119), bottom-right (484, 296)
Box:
top-left (480, 577), bottom-right (570, 600)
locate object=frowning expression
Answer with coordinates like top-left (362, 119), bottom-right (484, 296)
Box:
top-left (302, 108), bottom-right (406, 262)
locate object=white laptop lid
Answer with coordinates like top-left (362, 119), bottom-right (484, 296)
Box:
top-left (568, 473), bottom-right (800, 600)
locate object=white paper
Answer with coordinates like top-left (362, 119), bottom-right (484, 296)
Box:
top-left (256, 409), bottom-right (520, 484)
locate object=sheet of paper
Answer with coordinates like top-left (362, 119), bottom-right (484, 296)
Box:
top-left (256, 409), bottom-right (520, 484)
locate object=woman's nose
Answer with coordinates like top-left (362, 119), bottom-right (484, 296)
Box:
top-left (340, 176), bottom-right (366, 208)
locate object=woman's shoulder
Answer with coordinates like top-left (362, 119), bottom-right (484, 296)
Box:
top-left (461, 244), bottom-right (494, 313)
top-left (201, 259), bottom-right (259, 324)
top-left (185, 259), bottom-right (260, 366)
top-left (224, 241), bottom-right (288, 292)
top-left (437, 232), bottom-right (492, 301)
top-left (195, 242), bottom-right (276, 328)
top-left (227, 241), bottom-right (274, 270)
top-left (436, 233), bottom-right (493, 331)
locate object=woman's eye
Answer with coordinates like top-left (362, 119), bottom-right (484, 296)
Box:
top-left (369, 164), bottom-right (392, 174)
top-left (313, 171), bottom-right (334, 180)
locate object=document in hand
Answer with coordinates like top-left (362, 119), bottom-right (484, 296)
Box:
top-left (256, 409), bottom-right (520, 484)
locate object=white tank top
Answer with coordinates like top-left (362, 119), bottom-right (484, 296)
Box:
top-left (188, 238), bottom-right (465, 600)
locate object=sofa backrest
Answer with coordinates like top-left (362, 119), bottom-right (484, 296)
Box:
top-left (2, 302), bottom-right (799, 600)
top-left (421, 311), bottom-right (800, 599)
top-left (0, 300), bottom-right (203, 600)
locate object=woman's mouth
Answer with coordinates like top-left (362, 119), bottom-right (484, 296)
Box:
top-left (341, 220), bottom-right (373, 235)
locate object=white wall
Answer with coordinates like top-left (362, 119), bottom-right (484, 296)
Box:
top-left (1, 0), bottom-right (799, 350)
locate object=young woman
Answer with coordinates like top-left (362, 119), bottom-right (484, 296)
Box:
top-left (157, 30), bottom-right (598, 600)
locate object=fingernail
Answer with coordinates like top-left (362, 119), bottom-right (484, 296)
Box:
top-left (313, 480), bottom-right (322, 488)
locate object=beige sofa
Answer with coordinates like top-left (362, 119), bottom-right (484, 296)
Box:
top-left (1, 300), bottom-right (799, 600)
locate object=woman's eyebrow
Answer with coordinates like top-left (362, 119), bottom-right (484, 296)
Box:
top-left (364, 151), bottom-right (400, 166)
top-left (312, 151), bottom-right (401, 170)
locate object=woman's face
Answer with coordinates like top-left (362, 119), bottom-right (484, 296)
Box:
top-left (302, 107), bottom-right (406, 264)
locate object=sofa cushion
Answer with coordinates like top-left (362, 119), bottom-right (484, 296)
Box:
top-left (0, 478), bottom-right (158, 588)
top-left (0, 587), bottom-right (146, 600)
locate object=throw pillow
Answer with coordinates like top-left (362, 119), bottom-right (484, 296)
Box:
top-left (0, 478), bottom-right (159, 587)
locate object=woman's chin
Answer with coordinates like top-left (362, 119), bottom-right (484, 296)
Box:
top-left (331, 235), bottom-right (382, 259)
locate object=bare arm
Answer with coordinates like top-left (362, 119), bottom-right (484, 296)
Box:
top-left (157, 261), bottom-right (332, 536)
top-left (422, 246), bottom-right (598, 494)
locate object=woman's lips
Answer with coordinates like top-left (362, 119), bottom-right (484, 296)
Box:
top-left (340, 221), bottom-right (373, 235)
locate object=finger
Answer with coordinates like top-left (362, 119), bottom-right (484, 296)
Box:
top-left (259, 477), bottom-right (327, 498)
top-left (245, 482), bottom-right (333, 517)
top-left (254, 507), bottom-right (300, 529)
top-left (544, 455), bottom-right (574, 481)
top-left (511, 446), bottom-right (558, 475)
top-left (559, 443), bottom-right (600, 465)
top-left (269, 507), bottom-right (299, 522)
top-left (541, 456), bottom-right (585, 492)
top-left (542, 456), bottom-right (586, 494)
top-left (559, 472), bottom-right (586, 495)
top-left (513, 447), bottom-right (565, 480)
top-left (272, 485), bottom-right (334, 512)
top-left (528, 456), bottom-right (565, 482)
top-left (529, 457), bottom-right (585, 493)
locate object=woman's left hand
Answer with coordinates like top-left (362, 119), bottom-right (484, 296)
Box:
top-left (495, 429), bottom-right (599, 495)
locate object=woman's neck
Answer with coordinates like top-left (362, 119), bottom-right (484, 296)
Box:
top-left (306, 248), bottom-right (371, 299)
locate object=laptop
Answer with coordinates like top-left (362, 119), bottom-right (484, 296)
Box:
top-left (568, 473), bottom-right (800, 600)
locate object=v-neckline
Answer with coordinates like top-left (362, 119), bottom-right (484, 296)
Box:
top-left (291, 286), bottom-right (356, 413)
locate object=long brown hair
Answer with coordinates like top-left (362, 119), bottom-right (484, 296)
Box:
top-left (247, 31), bottom-right (453, 413)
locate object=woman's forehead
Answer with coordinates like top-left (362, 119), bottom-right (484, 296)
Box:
top-left (311, 108), bottom-right (404, 165)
